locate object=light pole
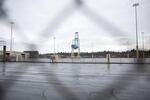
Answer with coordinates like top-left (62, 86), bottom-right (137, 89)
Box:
top-left (126, 40), bottom-right (130, 58)
top-left (10, 22), bottom-right (14, 54)
top-left (91, 42), bottom-right (94, 61)
top-left (133, 3), bottom-right (139, 59)
top-left (142, 32), bottom-right (145, 58)
top-left (53, 37), bottom-right (56, 54)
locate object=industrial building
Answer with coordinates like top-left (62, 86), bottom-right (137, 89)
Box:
top-left (0, 51), bottom-right (29, 61)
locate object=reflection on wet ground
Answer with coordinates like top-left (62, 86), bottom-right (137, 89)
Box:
top-left (0, 62), bottom-right (150, 100)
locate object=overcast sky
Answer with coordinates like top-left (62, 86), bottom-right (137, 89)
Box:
top-left (0, 0), bottom-right (150, 53)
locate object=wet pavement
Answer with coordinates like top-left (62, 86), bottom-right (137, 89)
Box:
top-left (0, 62), bottom-right (150, 100)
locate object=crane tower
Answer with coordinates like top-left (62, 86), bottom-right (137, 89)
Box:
top-left (71, 32), bottom-right (80, 57)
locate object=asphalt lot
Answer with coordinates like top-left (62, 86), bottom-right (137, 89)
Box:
top-left (0, 62), bottom-right (150, 100)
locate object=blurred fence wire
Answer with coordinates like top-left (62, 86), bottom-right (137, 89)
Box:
top-left (0, 0), bottom-right (149, 100)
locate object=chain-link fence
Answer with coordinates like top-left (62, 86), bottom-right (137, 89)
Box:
top-left (0, 0), bottom-right (150, 100)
